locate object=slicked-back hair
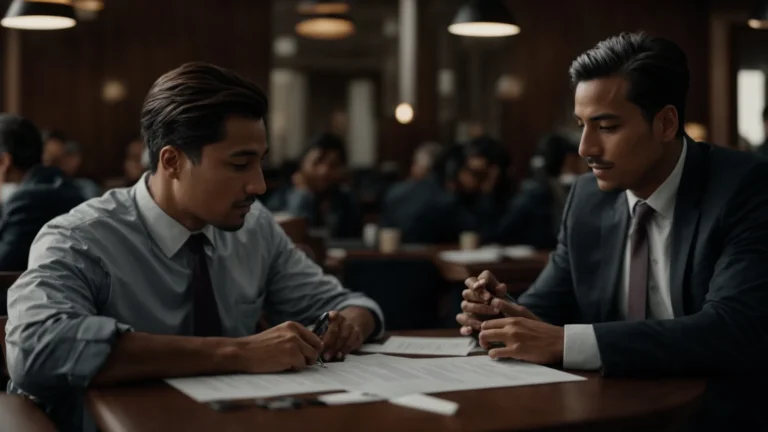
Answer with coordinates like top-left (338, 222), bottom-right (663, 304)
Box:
top-left (569, 32), bottom-right (689, 138)
top-left (141, 62), bottom-right (268, 172)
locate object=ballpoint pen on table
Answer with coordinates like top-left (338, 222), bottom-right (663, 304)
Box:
top-left (309, 312), bottom-right (330, 367)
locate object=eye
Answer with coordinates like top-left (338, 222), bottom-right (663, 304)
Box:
top-left (231, 163), bottom-right (249, 171)
top-left (598, 125), bottom-right (619, 132)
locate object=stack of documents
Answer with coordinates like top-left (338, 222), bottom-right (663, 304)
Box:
top-left (166, 352), bottom-right (585, 405)
top-left (438, 247), bottom-right (502, 264)
top-left (359, 336), bottom-right (477, 356)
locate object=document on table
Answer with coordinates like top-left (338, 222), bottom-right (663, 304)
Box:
top-left (166, 353), bottom-right (585, 403)
top-left (360, 336), bottom-right (477, 356)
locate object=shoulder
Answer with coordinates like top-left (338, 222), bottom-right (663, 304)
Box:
top-left (38, 187), bottom-right (141, 248)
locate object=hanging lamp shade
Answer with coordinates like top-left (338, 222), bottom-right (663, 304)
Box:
top-left (748, 0), bottom-right (768, 29)
top-left (296, 14), bottom-right (355, 40)
top-left (448, 0), bottom-right (520, 37)
top-left (1, 0), bottom-right (76, 30)
top-left (297, 0), bottom-right (350, 15)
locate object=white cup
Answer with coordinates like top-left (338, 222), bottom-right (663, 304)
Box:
top-left (459, 231), bottom-right (480, 251)
top-left (363, 223), bottom-right (379, 248)
top-left (378, 228), bottom-right (401, 254)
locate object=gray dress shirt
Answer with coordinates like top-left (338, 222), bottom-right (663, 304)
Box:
top-left (4, 173), bottom-right (384, 431)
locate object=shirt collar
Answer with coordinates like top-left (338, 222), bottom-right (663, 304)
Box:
top-left (134, 172), bottom-right (216, 258)
top-left (626, 137), bottom-right (688, 219)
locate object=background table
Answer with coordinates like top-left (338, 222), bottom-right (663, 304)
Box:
top-left (87, 329), bottom-right (706, 432)
top-left (0, 394), bottom-right (56, 432)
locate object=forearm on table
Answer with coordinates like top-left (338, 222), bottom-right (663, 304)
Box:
top-left (91, 332), bottom-right (240, 386)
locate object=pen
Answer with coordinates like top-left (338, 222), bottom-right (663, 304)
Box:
top-left (310, 312), bottom-right (330, 367)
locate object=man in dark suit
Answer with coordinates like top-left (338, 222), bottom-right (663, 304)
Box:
top-left (457, 32), bottom-right (768, 431)
top-left (0, 115), bottom-right (84, 276)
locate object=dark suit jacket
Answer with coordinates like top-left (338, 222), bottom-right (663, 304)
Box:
top-left (518, 140), bottom-right (768, 431)
top-left (0, 166), bottom-right (84, 273)
top-left (380, 177), bottom-right (475, 244)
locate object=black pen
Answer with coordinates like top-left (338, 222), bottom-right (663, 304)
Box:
top-left (310, 312), bottom-right (330, 366)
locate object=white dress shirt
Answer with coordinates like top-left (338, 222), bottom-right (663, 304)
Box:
top-left (563, 139), bottom-right (688, 370)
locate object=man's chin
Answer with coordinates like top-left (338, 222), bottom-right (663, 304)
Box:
top-left (595, 178), bottom-right (621, 192)
top-left (213, 219), bottom-right (246, 232)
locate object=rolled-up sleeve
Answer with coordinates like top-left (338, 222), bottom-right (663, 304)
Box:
top-left (6, 224), bottom-right (132, 398)
top-left (263, 214), bottom-right (385, 338)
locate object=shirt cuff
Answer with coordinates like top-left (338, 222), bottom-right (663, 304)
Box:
top-left (68, 316), bottom-right (134, 387)
top-left (563, 324), bottom-right (602, 370)
top-left (338, 298), bottom-right (385, 339)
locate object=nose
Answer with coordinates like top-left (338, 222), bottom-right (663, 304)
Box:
top-left (578, 127), bottom-right (602, 160)
top-left (245, 167), bottom-right (267, 196)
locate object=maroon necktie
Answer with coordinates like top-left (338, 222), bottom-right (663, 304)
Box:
top-left (186, 234), bottom-right (222, 336)
top-left (627, 201), bottom-right (655, 321)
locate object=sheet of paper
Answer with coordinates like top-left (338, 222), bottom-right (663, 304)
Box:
top-left (389, 394), bottom-right (459, 416)
top-left (360, 336), bottom-right (476, 356)
top-left (352, 355), bottom-right (586, 398)
top-left (503, 245), bottom-right (536, 259)
top-left (318, 391), bottom-right (384, 405)
top-left (167, 353), bottom-right (425, 403)
top-left (438, 247), bottom-right (502, 264)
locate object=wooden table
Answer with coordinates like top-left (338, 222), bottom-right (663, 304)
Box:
top-left (87, 329), bottom-right (706, 432)
top-left (0, 394), bottom-right (56, 432)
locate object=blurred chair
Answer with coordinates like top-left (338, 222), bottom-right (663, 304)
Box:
top-left (341, 259), bottom-right (444, 331)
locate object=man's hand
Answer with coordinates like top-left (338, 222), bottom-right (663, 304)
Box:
top-left (320, 310), bottom-right (364, 361)
top-left (233, 321), bottom-right (323, 373)
top-left (479, 317), bottom-right (564, 365)
top-left (456, 270), bottom-right (539, 336)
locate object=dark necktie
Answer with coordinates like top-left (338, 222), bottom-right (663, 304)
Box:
top-left (627, 201), bottom-right (655, 321)
top-left (186, 234), bottom-right (222, 337)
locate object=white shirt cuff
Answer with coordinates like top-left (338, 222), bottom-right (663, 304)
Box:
top-left (563, 324), bottom-right (602, 370)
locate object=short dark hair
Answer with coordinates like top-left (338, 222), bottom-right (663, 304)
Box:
top-left (0, 114), bottom-right (43, 170)
top-left (763, 106), bottom-right (767, 121)
top-left (303, 132), bottom-right (348, 165)
top-left (569, 32), bottom-right (689, 137)
top-left (141, 62), bottom-right (268, 172)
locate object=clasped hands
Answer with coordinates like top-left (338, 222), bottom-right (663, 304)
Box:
top-left (456, 271), bottom-right (565, 365)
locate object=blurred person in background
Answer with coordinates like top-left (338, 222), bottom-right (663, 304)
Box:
top-left (444, 136), bottom-right (511, 241)
top-left (493, 132), bottom-right (588, 249)
top-left (42, 131), bottom-right (101, 199)
top-left (267, 132), bottom-right (361, 238)
top-left (380, 141), bottom-right (474, 243)
top-left (0, 115), bottom-right (83, 277)
top-left (103, 138), bottom-right (147, 189)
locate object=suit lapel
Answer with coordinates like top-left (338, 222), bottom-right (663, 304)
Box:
top-left (669, 140), bottom-right (705, 317)
top-left (599, 193), bottom-right (629, 321)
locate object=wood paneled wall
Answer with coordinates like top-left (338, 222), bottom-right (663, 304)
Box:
top-left (13, 0), bottom-right (271, 180)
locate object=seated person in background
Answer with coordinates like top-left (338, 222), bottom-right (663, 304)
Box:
top-left (6, 62), bottom-right (383, 432)
top-left (493, 132), bottom-right (588, 249)
top-left (457, 33), bottom-right (768, 431)
top-left (103, 137), bottom-right (147, 190)
top-left (46, 139), bottom-right (102, 199)
top-left (0, 115), bottom-right (84, 276)
top-left (267, 133), bottom-right (362, 238)
top-left (444, 136), bottom-right (511, 241)
top-left (380, 141), bottom-right (474, 243)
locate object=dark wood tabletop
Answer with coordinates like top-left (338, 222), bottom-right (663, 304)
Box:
top-left (86, 329), bottom-right (706, 432)
top-left (0, 394), bottom-right (56, 432)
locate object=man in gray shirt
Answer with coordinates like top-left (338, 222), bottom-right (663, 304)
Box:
top-left (5, 62), bottom-right (384, 431)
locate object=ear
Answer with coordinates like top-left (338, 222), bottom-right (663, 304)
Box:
top-left (158, 146), bottom-right (184, 180)
top-left (654, 105), bottom-right (679, 142)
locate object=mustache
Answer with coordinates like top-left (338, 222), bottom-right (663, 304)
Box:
top-left (233, 197), bottom-right (258, 207)
top-left (583, 157), bottom-right (615, 169)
